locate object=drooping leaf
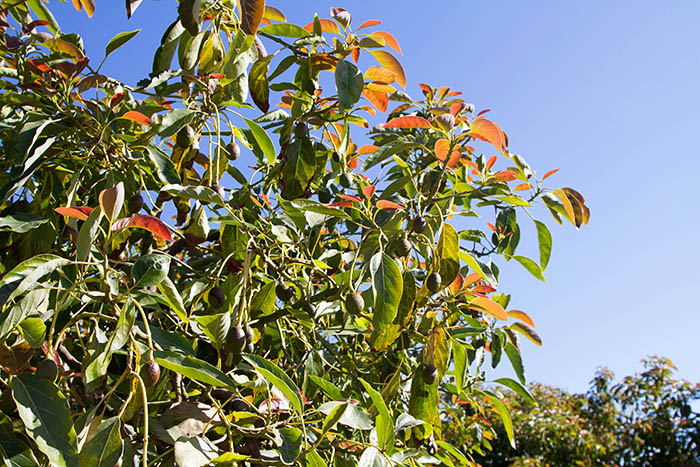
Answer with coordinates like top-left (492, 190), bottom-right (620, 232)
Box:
top-left (0, 213), bottom-right (49, 233)
top-left (504, 342), bottom-right (526, 384)
top-left (470, 296), bottom-right (508, 321)
top-left (318, 401), bottom-right (373, 430)
top-left (126, 0), bottom-right (143, 18)
top-left (76, 207), bottom-right (104, 262)
top-left (335, 60), bottom-right (364, 112)
top-left (154, 350), bottom-right (236, 388)
top-left (278, 427), bottom-right (302, 465)
top-left (105, 29), bottom-right (140, 58)
top-left (146, 146), bottom-right (181, 185)
top-left (437, 224), bottom-right (460, 286)
top-left (0, 254), bottom-right (69, 309)
top-left (11, 374), bottom-right (79, 467)
top-left (242, 354), bottom-right (303, 414)
top-left (243, 117), bottom-right (275, 164)
top-left (493, 377), bottom-right (536, 404)
top-left (249, 56), bottom-right (271, 112)
top-left (158, 108), bottom-right (195, 137)
top-left (372, 31), bottom-right (402, 55)
top-left (511, 255), bottom-right (545, 282)
top-left (112, 215), bottom-right (172, 241)
top-left (484, 391), bottom-right (515, 449)
top-left (173, 436), bottom-right (218, 467)
top-left (178, 0), bottom-right (202, 36)
top-left (370, 252), bottom-right (403, 350)
top-left (78, 416), bottom-right (123, 467)
top-left (359, 379), bottom-right (392, 450)
top-left (470, 117), bottom-right (508, 155)
top-left (239, 0), bottom-right (266, 35)
top-left (358, 447), bottom-right (387, 467)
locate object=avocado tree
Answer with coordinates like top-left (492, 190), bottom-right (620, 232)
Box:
top-left (0, 1), bottom-right (589, 465)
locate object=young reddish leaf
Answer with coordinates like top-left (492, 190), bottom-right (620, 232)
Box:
top-left (491, 170), bottom-right (517, 183)
top-left (437, 86), bottom-right (450, 99)
top-left (357, 19), bottom-right (381, 30)
top-left (418, 83), bottom-right (433, 99)
top-left (122, 111), bottom-right (150, 125)
top-left (364, 82), bottom-right (396, 94)
top-left (446, 151), bottom-right (461, 169)
top-left (362, 89), bottom-right (388, 113)
top-left (370, 50), bottom-right (406, 88)
top-left (364, 185), bottom-right (376, 198)
top-left (348, 156), bottom-right (358, 169)
top-left (486, 222), bottom-right (497, 232)
top-left (445, 91), bottom-right (462, 97)
top-left (450, 102), bottom-right (464, 116)
top-left (448, 274), bottom-right (464, 294)
top-left (110, 92), bottom-right (124, 108)
top-left (113, 215), bottom-right (172, 241)
top-left (486, 155), bottom-right (497, 171)
top-left (514, 183), bottom-right (532, 191)
top-left (463, 273), bottom-right (483, 288)
top-left (249, 195), bottom-right (263, 209)
top-left (477, 109), bottom-right (491, 117)
top-left (55, 206), bottom-right (93, 221)
top-left (472, 284), bottom-right (497, 294)
top-left (98, 182), bottom-right (124, 222)
top-left (304, 19), bottom-right (340, 34)
top-left (542, 168), bottom-right (559, 180)
top-left (358, 105), bottom-right (376, 116)
top-left (350, 47), bottom-right (360, 63)
top-left (383, 116), bottom-right (431, 129)
top-left (470, 117), bottom-right (508, 155)
top-left (434, 139), bottom-right (449, 161)
top-left (389, 103), bottom-right (411, 114)
top-left (328, 201), bottom-right (353, 208)
top-left (376, 200), bottom-right (404, 210)
top-left (372, 31), bottom-right (402, 55)
top-left (338, 194), bottom-right (361, 203)
top-left (364, 66), bottom-right (395, 83)
top-left (358, 145), bottom-right (378, 155)
top-left (507, 310), bottom-right (535, 328)
top-left (470, 296), bottom-right (508, 321)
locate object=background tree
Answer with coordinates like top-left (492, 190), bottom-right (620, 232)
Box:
top-left (0, 1), bottom-right (588, 465)
top-left (475, 356), bottom-right (700, 466)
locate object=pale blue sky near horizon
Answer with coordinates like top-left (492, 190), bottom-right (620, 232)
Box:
top-left (49, 1), bottom-right (700, 393)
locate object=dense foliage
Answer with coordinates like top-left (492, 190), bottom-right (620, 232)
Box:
top-left (476, 356), bottom-right (700, 466)
top-left (0, 1), bottom-right (588, 465)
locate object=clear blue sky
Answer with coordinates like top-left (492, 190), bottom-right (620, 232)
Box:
top-left (51, 1), bottom-right (700, 393)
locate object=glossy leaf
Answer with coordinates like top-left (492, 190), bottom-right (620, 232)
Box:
top-left (370, 252), bottom-right (403, 350)
top-left (178, 0), bottom-right (202, 36)
top-left (146, 146), bottom-right (181, 185)
top-left (258, 23), bottom-right (309, 38)
top-left (336, 60), bottom-right (364, 111)
top-left (155, 350), bottom-right (236, 388)
top-left (358, 447), bottom-right (386, 467)
top-left (0, 213), bottom-right (49, 233)
top-left (121, 111), bottom-right (150, 125)
top-left (126, 0), bottom-right (143, 18)
top-left (79, 416), bottom-right (123, 467)
top-left (318, 401), bottom-right (373, 430)
top-left (112, 215), bottom-right (172, 241)
top-left (375, 200), bottom-right (404, 210)
top-left (158, 108), bottom-right (195, 137)
top-left (243, 117), bottom-right (275, 164)
top-left (11, 374), bottom-right (79, 467)
top-left (437, 224), bottom-right (460, 286)
top-left (242, 354), bottom-right (303, 414)
top-left (105, 29), bottom-right (140, 58)
top-left (0, 254), bottom-right (69, 308)
top-left (76, 207), bottom-right (104, 262)
top-left (278, 427), bottom-right (302, 465)
top-left (470, 117), bottom-right (508, 154)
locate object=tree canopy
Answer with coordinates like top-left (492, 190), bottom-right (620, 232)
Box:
top-left (0, 1), bottom-right (589, 465)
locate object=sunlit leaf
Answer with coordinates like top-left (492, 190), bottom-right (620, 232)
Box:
top-left (382, 116), bottom-right (431, 129)
top-left (507, 310), bottom-right (535, 327)
top-left (470, 296), bottom-right (508, 321)
top-left (370, 50), bottom-right (406, 88)
top-left (510, 322), bottom-right (542, 346)
top-left (55, 206), bottom-right (93, 221)
top-left (470, 117), bottom-right (508, 155)
top-left (112, 215), bottom-right (172, 241)
top-left (121, 110), bottom-right (151, 125)
top-left (105, 29), bottom-right (140, 58)
top-left (375, 200), bottom-right (404, 210)
top-left (372, 31), bottom-right (402, 55)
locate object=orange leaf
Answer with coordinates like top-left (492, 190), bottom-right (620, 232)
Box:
top-left (486, 222), bottom-right (497, 232)
top-left (437, 86), bottom-right (449, 99)
top-left (240, 0), bottom-right (265, 35)
top-left (491, 170), bottom-right (517, 183)
top-left (358, 145), bottom-right (378, 155)
top-left (357, 19), bottom-right (381, 30)
top-left (263, 5), bottom-right (286, 22)
top-left (372, 31), bottom-right (402, 55)
top-left (542, 168), bottom-right (559, 180)
top-left (55, 206), bottom-right (93, 221)
top-left (434, 139), bottom-right (449, 161)
top-left (338, 194), bottom-right (361, 203)
top-left (477, 109), bottom-right (491, 116)
top-left (472, 285), bottom-right (497, 294)
top-left (470, 296), bottom-right (508, 321)
top-left (514, 183), bottom-right (532, 191)
top-left (446, 151), bottom-right (461, 169)
top-left (448, 274), bottom-right (464, 294)
top-left (348, 156), bottom-right (358, 169)
top-left (371, 50), bottom-right (406, 88)
top-left (450, 102), bottom-right (464, 116)
top-left (383, 116), bottom-right (431, 129)
top-left (364, 185), bottom-right (376, 198)
top-left (364, 66), bottom-right (395, 83)
top-left (463, 273), bottom-right (483, 288)
top-left (350, 47), bottom-right (360, 63)
top-left (328, 201), bottom-right (353, 207)
top-left (470, 117), bottom-right (508, 154)
top-left (304, 19), bottom-right (340, 34)
top-left (486, 155), bottom-right (497, 171)
top-left (362, 89), bottom-right (388, 113)
top-left (122, 111), bottom-right (151, 125)
top-left (507, 310), bottom-right (535, 328)
top-left (364, 82), bottom-right (396, 94)
top-left (358, 105), bottom-right (376, 116)
top-left (445, 91), bottom-right (462, 97)
top-left (113, 215), bottom-right (172, 241)
top-left (376, 200), bottom-right (405, 210)
top-left (418, 83), bottom-right (432, 99)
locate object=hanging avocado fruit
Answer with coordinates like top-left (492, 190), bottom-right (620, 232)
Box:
top-left (226, 141), bottom-right (241, 161)
top-left (394, 239), bottom-right (412, 257)
top-left (36, 359), bottom-right (58, 381)
top-left (127, 194), bottom-right (144, 214)
top-left (412, 216), bottom-right (427, 234)
top-left (208, 286), bottom-right (225, 308)
top-left (176, 125), bottom-right (196, 148)
top-left (423, 363), bottom-right (438, 385)
top-left (140, 360), bottom-right (161, 388)
top-left (244, 325), bottom-right (255, 352)
top-left (276, 283), bottom-right (295, 302)
top-left (226, 325), bottom-right (247, 355)
top-left (426, 272), bottom-right (442, 292)
top-left (345, 292), bottom-right (364, 315)
top-left (339, 173), bottom-right (353, 188)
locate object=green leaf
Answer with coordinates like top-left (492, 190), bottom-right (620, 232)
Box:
top-left (535, 220), bottom-right (552, 270)
top-left (78, 416), bottom-right (122, 467)
top-left (111, 299), bottom-right (135, 352)
top-left (305, 451), bottom-right (327, 467)
top-left (154, 350), bottom-right (236, 388)
top-left (318, 402), bottom-right (373, 430)
top-left (249, 56), bottom-right (271, 112)
top-left (0, 213), bottom-right (49, 233)
top-left (0, 254), bottom-right (69, 308)
top-left (452, 340), bottom-right (468, 393)
top-left (153, 20), bottom-right (185, 74)
top-left (11, 374), bottom-right (79, 467)
top-left (362, 142), bottom-right (425, 171)
top-left (26, 0), bottom-right (60, 33)
top-left (321, 402), bottom-right (347, 437)
top-left (308, 375), bottom-right (343, 400)
top-left (242, 354), bottom-right (303, 414)
top-left (195, 312), bottom-right (230, 350)
top-left (335, 60), bottom-right (363, 112)
top-left (358, 447), bottom-right (386, 467)
top-left (177, 0), bottom-right (202, 37)
top-left (173, 436), bottom-right (218, 467)
top-left (258, 23), bottom-right (310, 38)
top-left (76, 207), bottom-right (104, 262)
top-left (280, 135), bottom-right (315, 199)
top-left (18, 318), bottom-right (45, 348)
top-left (437, 223), bottom-right (460, 288)
top-left (126, 0), bottom-right (143, 19)
top-left (278, 427), bottom-right (302, 465)
top-left (243, 117), bottom-right (275, 164)
top-left (425, 326), bottom-right (450, 379)
top-left (0, 288), bottom-right (49, 341)
top-left (408, 363), bottom-right (439, 438)
top-left (159, 108), bottom-right (196, 137)
top-left (434, 440), bottom-right (469, 465)
top-left (393, 413), bottom-right (426, 433)
top-left (496, 195), bottom-right (531, 207)
top-left (162, 184), bottom-right (223, 205)
top-left (458, 251), bottom-right (496, 286)
top-left (132, 254), bottom-right (170, 288)
top-left (157, 276), bottom-right (189, 323)
top-left (493, 377), bottom-right (536, 404)
top-left (249, 281), bottom-right (276, 317)
top-left (511, 255), bottom-right (545, 281)
top-left (504, 342), bottom-right (526, 385)
top-left (485, 391), bottom-right (516, 449)
top-left (290, 199), bottom-right (352, 220)
top-left (359, 379), bottom-right (392, 450)
top-left (395, 270), bottom-right (416, 327)
top-left (146, 146), bottom-right (181, 185)
top-left (370, 252), bottom-right (403, 350)
top-left (105, 29), bottom-right (140, 58)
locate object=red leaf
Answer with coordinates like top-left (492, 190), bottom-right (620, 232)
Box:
top-left (376, 200), bottom-right (405, 210)
top-left (55, 206), bottom-right (93, 221)
top-left (304, 19), bottom-right (340, 34)
top-left (240, 0), bottom-right (266, 35)
top-left (113, 215), bottom-right (172, 242)
top-left (372, 31), bottom-right (402, 55)
top-left (486, 222), bottom-right (497, 232)
top-left (450, 103), bottom-right (464, 116)
top-left (370, 50), bottom-right (406, 88)
top-left (470, 117), bottom-right (508, 155)
top-left (477, 109), bottom-right (491, 117)
top-left (449, 274), bottom-right (464, 294)
top-left (364, 185), bottom-right (376, 198)
top-left (122, 111), bottom-right (151, 125)
top-left (486, 155), bottom-right (497, 171)
top-left (418, 83), bottom-right (432, 99)
top-left (472, 285), bottom-right (497, 294)
top-left (445, 91), bottom-right (462, 97)
top-left (338, 194), bottom-right (361, 203)
top-left (492, 170), bottom-right (517, 183)
top-left (542, 168), bottom-right (559, 180)
top-left (383, 116), bottom-right (431, 129)
top-left (348, 156), bottom-right (358, 169)
top-left (358, 145), bottom-right (379, 155)
top-left (357, 19), bottom-right (381, 30)
top-left (328, 201), bottom-right (353, 208)
top-left (362, 89), bottom-right (388, 113)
